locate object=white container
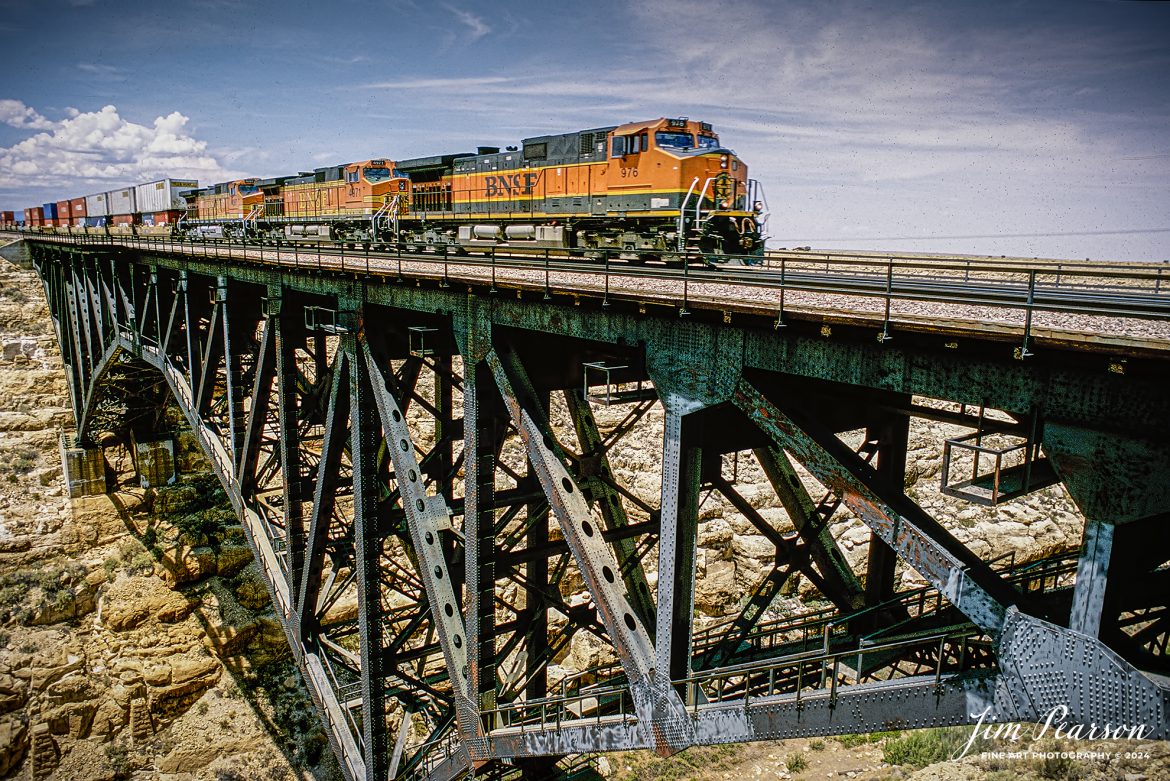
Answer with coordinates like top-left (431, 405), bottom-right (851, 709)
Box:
top-left (106, 187), bottom-right (137, 216)
top-left (85, 192), bottom-right (109, 217)
top-left (135, 178), bottom-right (199, 213)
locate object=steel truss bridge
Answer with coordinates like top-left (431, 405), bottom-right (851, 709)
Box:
top-left (14, 233), bottom-right (1170, 781)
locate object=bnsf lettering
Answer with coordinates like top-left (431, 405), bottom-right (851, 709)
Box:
top-left (484, 172), bottom-right (540, 197)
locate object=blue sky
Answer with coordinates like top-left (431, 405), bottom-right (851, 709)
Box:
top-left (1, 0), bottom-right (1168, 261)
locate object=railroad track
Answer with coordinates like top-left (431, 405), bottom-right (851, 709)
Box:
top-left (13, 231), bottom-right (1170, 325)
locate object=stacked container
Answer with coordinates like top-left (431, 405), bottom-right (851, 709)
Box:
top-left (69, 197), bottom-right (87, 226)
top-left (56, 200), bottom-right (71, 227)
top-left (42, 202), bottom-right (59, 227)
top-left (85, 192), bottom-right (108, 227)
top-left (135, 178), bottom-right (198, 225)
top-left (1, 211), bottom-right (14, 226)
top-left (107, 187), bottom-right (137, 226)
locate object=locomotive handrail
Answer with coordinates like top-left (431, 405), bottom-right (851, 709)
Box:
top-left (678, 176), bottom-right (701, 252)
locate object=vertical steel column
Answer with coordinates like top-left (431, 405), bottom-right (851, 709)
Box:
top-left (179, 272), bottom-right (196, 389)
top-left (348, 333), bottom-right (389, 781)
top-left (1070, 517), bottom-right (1114, 638)
top-left (434, 355), bottom-right (455, 504)
top-left (524, 395), bottom-right (549, 705)
top-left (274, 294), bottom-right (305, 598)
top-left (222, 278), bottom-right (250, 470)
top-left (865, 415), bottom-right (909, 607)
top-left (656, 405), bottom-right (702, 687)
top-left (464, 359), bottom-right (499, 724)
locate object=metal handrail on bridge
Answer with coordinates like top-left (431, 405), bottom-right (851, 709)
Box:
top-left (14, 232), bottom-right (1170, 340)
top-left (680, 625), bottom-right (989, 709)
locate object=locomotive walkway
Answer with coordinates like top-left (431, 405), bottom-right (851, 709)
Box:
top-left (11, 230), bottom-right (1170, 781)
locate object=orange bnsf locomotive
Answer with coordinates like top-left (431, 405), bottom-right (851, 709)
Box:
top-left (179, 117), bottom-right (767, 264)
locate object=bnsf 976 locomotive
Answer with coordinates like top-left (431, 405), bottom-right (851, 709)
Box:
top-left (180, 117), bottom-right (766, 263)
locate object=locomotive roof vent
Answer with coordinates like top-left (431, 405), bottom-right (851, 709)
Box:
top-left (477, 146), bottom-right (500, 155)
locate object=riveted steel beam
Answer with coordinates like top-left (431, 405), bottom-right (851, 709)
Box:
top-left (297, 352), bottom-right (349, 636)
top-left (656, 406), bottom-right (701, 691)
top-left (361, 339), bottom-right (478, 737)
top-left (463, 357), bottom-right (501, 761)
top-left (487, 341), bottom-right (695, 754)
top-left (239, 315), bottom-right (275, 494)
top-left (563, 390), bottom-right (657, 632)
top-left (752, 446), bottom-right (865, 612)
top-left (273, 294), bottom-right (306, 603)
top-left (732, 378), bottom-right (1013, 632)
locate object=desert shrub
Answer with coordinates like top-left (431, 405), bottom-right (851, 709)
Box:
top-left (882, 727), bottom-right (974, 768)
top-left (834, 731), bottom-right (898, 748)
top-left (234, 571), bottom-right (270, 611)
top-left (0, 563), bottom-right (85, 623)
top-left (156, 473), bottom-right (236, 544)
top-left (786, 753), bottom-right (808, 772)
top-left (10, 448), bottom-right (39, 474)
top-left (105, 742), bottom-right (132, 780)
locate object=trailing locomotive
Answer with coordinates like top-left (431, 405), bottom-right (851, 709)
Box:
top-left (179, 117), bottom-right (767, 264)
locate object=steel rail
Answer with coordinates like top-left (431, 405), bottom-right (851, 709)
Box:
top-left (15, 231), bottom-right (1170, 325)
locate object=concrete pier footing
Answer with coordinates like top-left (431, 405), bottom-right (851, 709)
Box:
top-left (58, 433), bottom-right (106, 498)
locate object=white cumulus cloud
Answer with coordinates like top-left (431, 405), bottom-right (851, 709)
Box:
top-left (0, 104), bottom-right (235, 191)
top-left (0, 99), bottom-right (54, 130)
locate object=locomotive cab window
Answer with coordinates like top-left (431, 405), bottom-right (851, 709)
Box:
top-left (346, 170), bottom-right (360, 183)
top-left (612, 133), bottom-right (649, 157)
top-left (656, 131), bottom-right (694, 150)
top-left (237, 183), bottom-right (259, 195)
top-left (697, 135), bottom-right (720, 149)
top-left (363, 167), bottom-right (391, 183)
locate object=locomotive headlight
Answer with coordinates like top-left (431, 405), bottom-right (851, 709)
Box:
top-left (720, 155), bottom-right (728, 169)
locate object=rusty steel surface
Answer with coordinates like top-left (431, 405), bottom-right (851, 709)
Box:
top-left (21, 235), bottom-right (1170, 781)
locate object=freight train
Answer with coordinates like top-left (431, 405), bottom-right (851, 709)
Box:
top-left (13, 117), bottom-right (768, 264)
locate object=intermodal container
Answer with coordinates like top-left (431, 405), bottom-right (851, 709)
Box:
top-left (70, 197), bottom-right (87, 225)
top-left (135, 178), bottom-right (199, 214)
top-left (107, 187), bottom-right (136, 216)
top-left (57, 200), bottom-right (71, 222)
top-left (1, 211), bottom-right (14, 224)
top-left (150, 210), bottom-right (184, 226)
top-left (85, 192), bottom-right (109, 217)
top-left (29, 207), bottom-right (44, 226)
top-left (85, 216), bottom-right (106, 228)
top-left (111, 213), bottom-right (135, 226)
top-left (42, 202), bottom-right (58, 221)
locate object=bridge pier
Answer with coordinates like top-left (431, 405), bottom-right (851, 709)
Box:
top-left (130, 433), bottom-right (175, 488)
top-left (58, 433), bottom-right (107, 497)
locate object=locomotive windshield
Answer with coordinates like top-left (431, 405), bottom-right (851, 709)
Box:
top-left (237, 183), bottom-right (259, 194)
top-left (655, 131), bottom-right (694, 150)
top-left (697, 135), bottom-right (720, 149)
top-left (364, 167), bottom-right (392, 182)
